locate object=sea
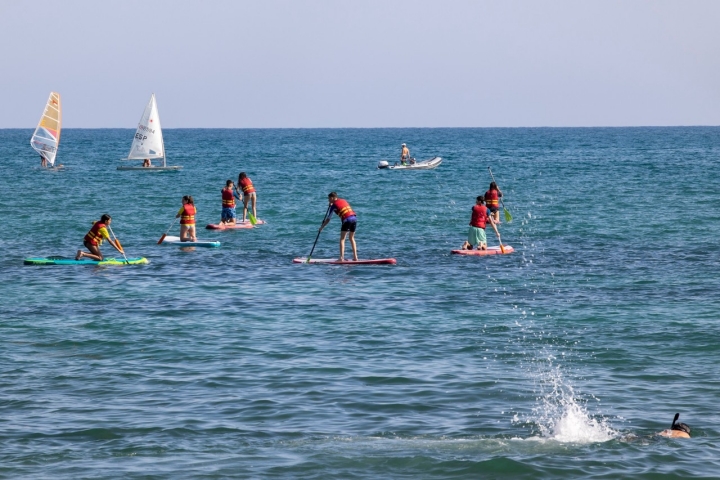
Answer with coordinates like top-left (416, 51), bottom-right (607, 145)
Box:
top-left (1, 127), bottom-right (719, 478)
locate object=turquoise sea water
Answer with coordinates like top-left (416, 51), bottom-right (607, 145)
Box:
top-left (1, 127), bottom-right (719, 478)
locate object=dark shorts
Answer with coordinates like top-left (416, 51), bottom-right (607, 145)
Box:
top-left (221, 207), bottom-right (236, 221)
top-left (487, 206), bottom-right (499, 213)
top-left (341, 219), bottom-right (357, 232)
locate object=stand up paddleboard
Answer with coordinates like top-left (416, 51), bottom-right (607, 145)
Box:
top-left (205, 219), bottom-right (265, 230)
top-left (24, 256), bottom-right (149, 266)
top-left (161, 235), bottom-right (221, 248)
top-left (451, 246), bottom-right (514, 256)
top-left (292, 257), bottom-right (397, 265)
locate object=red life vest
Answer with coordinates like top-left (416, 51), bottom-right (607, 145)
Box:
top-left (333, 198), bottom-right (356, 221)
top-left (179, 205), bottom-right (196, 225)
top-left (84, 221), bottom-right (108, 246)
top-left (470, 205), bottom-right (488, 229)
top-left (239, 177), bottom-right (255, 194)
top-left (485, 189), bottom-right (499, 208)
top-left (221, 188), bottom-right (235, 208)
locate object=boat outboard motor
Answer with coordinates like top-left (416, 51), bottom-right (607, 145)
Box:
top-left (377, 160), bottom-right (389, 169)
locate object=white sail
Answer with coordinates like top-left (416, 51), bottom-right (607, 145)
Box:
top-left (31, 92), bottom-right (62, 166)
top-left (126, 94), bottom-right (165, 160)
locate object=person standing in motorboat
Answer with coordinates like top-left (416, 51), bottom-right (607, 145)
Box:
top-left (319, 192), bottom-right (358, 261)
top-left (400, 143), bottom-right (411, 165)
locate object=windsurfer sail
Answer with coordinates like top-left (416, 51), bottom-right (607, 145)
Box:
top-left (30, 92), bottom-right (62, 167)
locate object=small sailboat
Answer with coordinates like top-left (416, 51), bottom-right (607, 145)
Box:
top-left (31, 92), bottom-right (63, 169)
top-left (118, 93), bottom-right (181, 171)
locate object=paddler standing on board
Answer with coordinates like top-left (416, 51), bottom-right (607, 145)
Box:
top-left (75, 214), bottom-right (124, 261)
top-left (484, 182), bottom-right (503, 223)
top-left (319, 192), bottom-right (358, 261)
top-left (177, 195), bottom-right (197, 242)
top-left (461, 196), bottom-right (500, 251)
top-left (236, 172), bottom-right (257, 223)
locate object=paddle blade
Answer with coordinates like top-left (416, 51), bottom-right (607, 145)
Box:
top-left (157, 234), bottom-right (167, 245)
top-left (249, 212), bottom-right (257, 225)
top-left (504, 208), bottom-right (513, 223)
top-left (115, 238), bottom-right (122, 249)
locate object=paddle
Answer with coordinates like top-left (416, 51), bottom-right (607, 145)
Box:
top-left (490, 220), bottom-right (505, 254)
top-left (157, 217), bottom-right (178, 245)
top-left (248, 211), bottom-right (257, 225)
top-left (307, 204), bottom-right (332, 263)
top-left (108, 225), bottom-right (129, 265)
top-left (487, 167), bottom-right (513, 223)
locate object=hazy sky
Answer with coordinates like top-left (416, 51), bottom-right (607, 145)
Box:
top-left (1, 0), bottom-right (719, 128)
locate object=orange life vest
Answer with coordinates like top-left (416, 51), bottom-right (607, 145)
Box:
top-left (84, 221), bottom-right (109, 246)
top-left (221, 188), bottom-right (235, 208)
top-left (239, 177), bottom-right (255, 194)
top-left (179, 204), bottom-right (196, 225)
top-left (485, 189), bottom-right (499, 208)
top-left (470, 205), bottom-right (488, 229)
top-left (333, 198), bottom-right (356, 221)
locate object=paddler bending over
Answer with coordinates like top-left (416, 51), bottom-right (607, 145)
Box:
top-left (76, 214), bottom-right (124, 261)
top-left (319, 192), bottom-right (358, 261)
top-left (236, 172), bottom-right (257, 223)
top-left (657, 413), bottom-right (691, 439)
top-left (461, 196), bottom-right (500, 251)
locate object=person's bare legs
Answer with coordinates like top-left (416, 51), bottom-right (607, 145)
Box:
top-left (251, 194), bottom-right (257, 220)
top-left (77, 242), bottom-right (103, 261)
top-left (242, 196), bottom-right (249, 222)
top-left (339, 231), bottom-right (347, 261)
top-left (348, 231), bottom-right (358, 261)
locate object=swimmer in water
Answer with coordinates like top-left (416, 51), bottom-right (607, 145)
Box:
top-left (657, 413), bottom-right (691, 439)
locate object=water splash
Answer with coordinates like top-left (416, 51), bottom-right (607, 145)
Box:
top-left (530, 360), bottom-right (616, 444)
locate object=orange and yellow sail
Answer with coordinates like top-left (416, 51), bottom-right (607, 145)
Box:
top-left (30, 92), bottom-right (62, 166)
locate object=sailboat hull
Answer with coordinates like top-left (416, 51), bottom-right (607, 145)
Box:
top-left (117, 166), bottom-right (182, 171)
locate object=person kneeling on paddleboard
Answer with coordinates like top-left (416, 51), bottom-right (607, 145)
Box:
top-left (220, 180), bottom-right (238, 226)
top-left (320, 192), bottom-right (359, 261)
top-left (76, 214), bottom-right (124, 261)
top-left (657, 413), bottom-right (691, 439)
top-left (461, 196), bottom-right (500, 251)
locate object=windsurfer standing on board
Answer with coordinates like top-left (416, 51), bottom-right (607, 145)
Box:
top-left (40, 155), bottom-right (47, 168)
top-left (75, 214), bottom-right (124, 261)
top-left (319, 192), bottom-right (358, 261)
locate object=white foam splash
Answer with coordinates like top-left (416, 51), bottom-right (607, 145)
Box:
top-left (530, 362), bottom-right (616, 444)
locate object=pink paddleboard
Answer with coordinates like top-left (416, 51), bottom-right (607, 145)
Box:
top-left (293, 257), bottom-right (397, 265)
top-left (451, 246), bottom-right (514, 256)
top-left (206, 219), bottom-right (264, 230)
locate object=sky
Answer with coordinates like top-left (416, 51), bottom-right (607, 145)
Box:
top-left (1, 0), bottom-right (719, 128)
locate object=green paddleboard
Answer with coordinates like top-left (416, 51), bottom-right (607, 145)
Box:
top-left (24, 256), bottom-right (149, 266)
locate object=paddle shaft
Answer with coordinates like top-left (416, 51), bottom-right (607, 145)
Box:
top-left (108, 225), bottom-right (130, 264)
top-left (307, 204), bottom-right (332, 262)
top-left (487, 167), bottom-right (511, 220)
top-left (158, 216), bottom-right (178, 244)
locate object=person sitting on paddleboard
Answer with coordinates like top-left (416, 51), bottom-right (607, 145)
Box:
top-left (236, 172), bottom-right (257, 223)
top-left (177, 195), bottom-right (197, 242)
top-left (461, 196), bottom-right (500, 251)
top-left (400, 143), bottom-right (410, 165)
top-left (220, 180), bottom-right (238, 226)
top-left (657, 413), bottom-right (691, 439)
top-left (76, 214), bottom-right (124, 261)
top-left (485, 182), bottom-right (503, 223)
top-left (320, 192), bottom-right (359, 261)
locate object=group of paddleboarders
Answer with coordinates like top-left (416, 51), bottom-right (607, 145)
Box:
top-left (217, 172), bottom-right (258, 227)
top-left (460, 182), bottom-right (505, 251)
